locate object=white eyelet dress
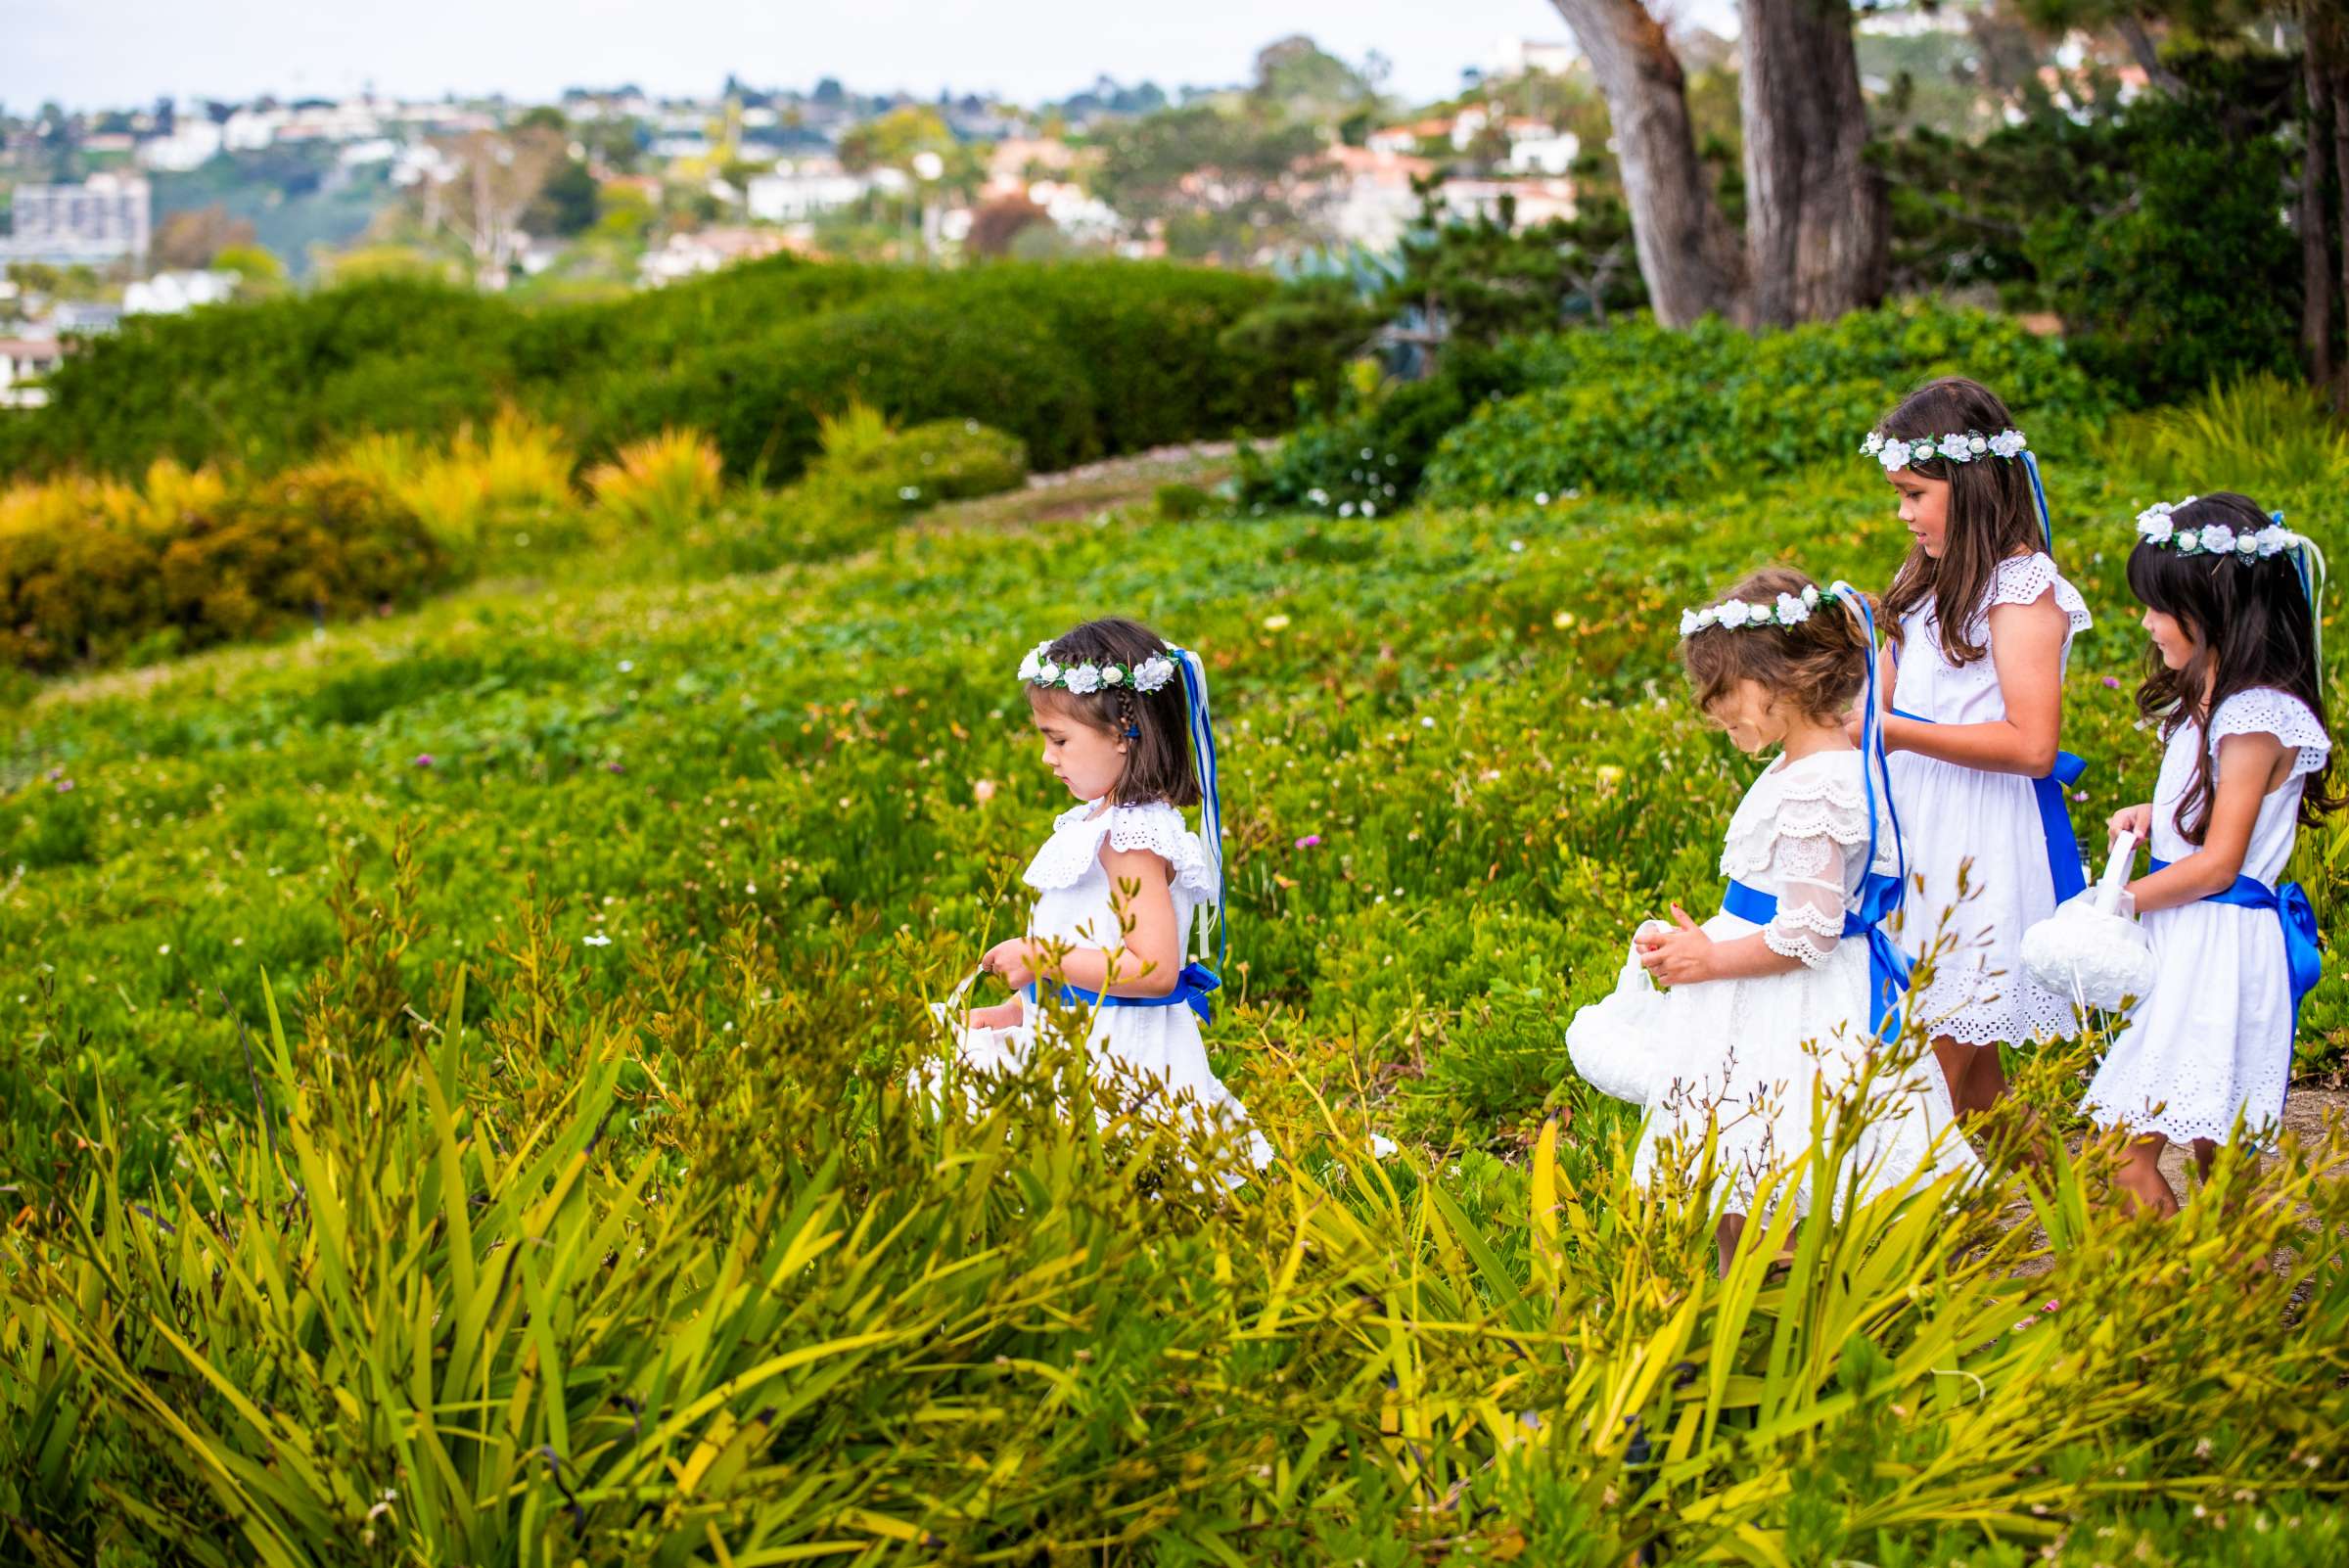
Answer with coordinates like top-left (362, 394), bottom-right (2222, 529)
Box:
top-left (1886, 553), bottom-right (2095, 1045)
top-left (1566, 751), bottom-right (1976, 1216)
top-left (2080, 689), bottom-right (2330, 1147)
top-left (1015, 799), bottom-right (1272, 1170)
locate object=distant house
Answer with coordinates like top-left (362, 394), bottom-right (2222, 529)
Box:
top-left (637, 226), bottom-right (794, 287)
top-left (52, 301), bottom-right (126, 335)
top-left (746, 162), bottom-right (870, 222)
top-left (1, 172), bottom-right (153, 265)
top-left (1436, 175), bottom-right (1579, 228)
top-left (0, 337), bottom-right (68, 410)
top-left (1486, 38), bottom-right (1582, 78)
top-left (1319, 145), bottom-right (1438, 252)
top-left (124, 270), bottom-right (238, 315)
top-left (138, 118), bottom-right (225, 171)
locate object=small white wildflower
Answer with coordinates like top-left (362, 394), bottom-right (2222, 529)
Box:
top-left (582, 934), bottom-right (612, 947)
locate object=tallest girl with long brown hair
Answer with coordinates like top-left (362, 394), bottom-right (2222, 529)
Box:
top-left (1861, 377), bottom-right (2094, 1120)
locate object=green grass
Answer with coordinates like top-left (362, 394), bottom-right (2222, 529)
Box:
top-left (4, 453), bottom-right (2348, 1563)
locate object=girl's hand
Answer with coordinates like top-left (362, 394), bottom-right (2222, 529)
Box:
top-left (962, 998), bottom-right (1025, 1031)
top-left (980, 938), bottom-right (1037, 989)
top-left (1636, 904), bottom-right (1716, 985)
top-left (2106, 803), bottom-right (2153, 843)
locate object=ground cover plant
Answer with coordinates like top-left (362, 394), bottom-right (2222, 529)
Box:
top-left (3, 355), bottom-right (2347, 1563)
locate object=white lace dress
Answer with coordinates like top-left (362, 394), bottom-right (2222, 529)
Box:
top-left (1567, 750), bottom-right (1975, 1215)
top-left (1887, 552), bottom-right (2095, 1045)
top-left (951, 800), bottom-right (1271, 1169)
top-left (2080, 689), bottom-right (2330, 1147)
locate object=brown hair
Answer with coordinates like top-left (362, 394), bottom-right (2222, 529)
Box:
top-left (1026, 616), bottom-right (1203, 808)
top-left (1681, 567), bottom-right (1870, 727)
top-left (1876, 376), bottom-right (2047, 667)
top-left (2126, 492), bottom-right (2342, 842)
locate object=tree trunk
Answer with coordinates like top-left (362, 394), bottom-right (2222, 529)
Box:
top-left (1547, 0), bottom-right (1743, 325)
top-left (1738, 0), bottom-right (1887, 326)
top-left (2301, 39), bottom-right (2335, 390)
top-left (2112, 14), bottom-right (2188, 99)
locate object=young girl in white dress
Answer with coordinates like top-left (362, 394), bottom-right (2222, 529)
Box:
top-left (946, 616), bottom-right (1272, 1172)
top-left (1864, 376), bottom-right (2094, 1118)
top-left (1568, 569), bottom-right (1974, 1268)
top-left (2082, 493), bottom-right (2336, 1216)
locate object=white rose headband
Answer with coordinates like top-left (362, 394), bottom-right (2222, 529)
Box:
top-left (1017, 641), bottom-right (1179, 697)
top-left (1861, 424), bottom-right (2053, 556)
top-left (1860, 428), bottom-right (2028, 471)
top-left (1678, 583), bottom-right (1820, 638)
top-left (2134, 499), bottom-right (2329, 667)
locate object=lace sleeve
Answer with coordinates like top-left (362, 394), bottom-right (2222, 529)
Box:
top-left (2211, 688), bottom-right (2331, 781)
top-left (1104, 803), bottom-right (1218, 900)
top-left (1988, 552), bottom-right (2094, 635)
top-left (1761, 833), bottom-right (1850, 969)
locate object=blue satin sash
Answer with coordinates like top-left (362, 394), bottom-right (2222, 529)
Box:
top-left (1893, 707), bottom-right (2088, 903)
top-left (1026, 961), bottom-right (1221, 1026)
top-left (1722, 875), bottom-right (1911, 1039)
top-left (2146, 856), bottom-right (2323, 1035)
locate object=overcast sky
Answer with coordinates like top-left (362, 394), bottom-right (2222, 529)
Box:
top-left (3, 0), bottom-right (1740, 112)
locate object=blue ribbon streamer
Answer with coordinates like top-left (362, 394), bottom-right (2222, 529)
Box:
top-left (1722, 877), bottom-right (1911, 1039)
top-left (1892, 708), bottom-right (2088, 904)
top-left (1168, 646), bottom-right (1228, 967)
top-left (2146, 856), bottom-right (2323, 1036)
top-left (1027, 962), bottom-right (1222, 1026)
top-left (2020, 449), bottom-right (2053, 555)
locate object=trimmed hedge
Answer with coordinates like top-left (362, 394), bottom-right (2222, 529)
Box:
top-left (2, 259), bottom-right (1328, 489)
top-left (0, 474), bottom-right (447, 671)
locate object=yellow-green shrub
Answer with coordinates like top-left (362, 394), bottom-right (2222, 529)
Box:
top-left (584, 427), bottom-right (723, 534)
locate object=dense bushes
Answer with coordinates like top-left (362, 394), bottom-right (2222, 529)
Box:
top-left (1435, 304), bottom-right (2117, 506)
top-left (1243, 302), bottom-right (2115, 515)
top-left (0, 472), bottom-right (446, 670)
top-left (0, 259), bottom-right (1327, 489)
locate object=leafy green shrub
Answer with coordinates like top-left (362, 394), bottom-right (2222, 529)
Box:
top-left (1155, 481), bottom-right (1215, 520)
top-left (1236, 347), bottom-right (1527, 517)
top-left (1421, 303), bottom-right (2116, 506)
top-left (2094, 374), bottom-right (2349, 497)
top-left (820, 416), bottom-right (1028, 507)
top-left (2018, 56), bottom-right (2300, 406)
top-left (584, 293), bottom-right (1101, 480)
top-left (0, 472), bottom-right (447, 670)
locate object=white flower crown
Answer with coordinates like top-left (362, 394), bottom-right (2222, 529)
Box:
top-left (1018, 640), bottom-right (1179, 696)
top-left (1679, 583), bottom-right (1821, 638)
top-left (2133, 498), bottom-right (2295, 561)
top-left (1860, 428), bottom-right (2028, 472)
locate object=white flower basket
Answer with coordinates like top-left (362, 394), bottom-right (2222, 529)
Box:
top-left (2019, 831), bottom-right (2155, 1012)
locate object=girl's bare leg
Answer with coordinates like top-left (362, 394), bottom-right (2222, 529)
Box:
top-left (2113, 1132), bottom-right (2180, 1218)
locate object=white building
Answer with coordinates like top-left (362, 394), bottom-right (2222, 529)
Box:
top-left (222, 108), bottom-right (285, 152)
top-left (746, 162), bottom-right (870, 221)
top-left (1438, 175), bottom-right (1578, 227)
top-left (138, 118), bottom-right (224, 172)
top-left (0, 337), bottom-right (68, 409)
top-left (1487, 39), bottom-right (1582, 79)
top-left (1319, 145), bottom-right (1436, 252)
top-left (124, 270), bottom-right (238, 315)
top-left (637, 226), bottom-right (793, 287)
top-left (1507, 130), bottom-right (1582, 177)
top-left (1, 173), bottom-right (153, 265)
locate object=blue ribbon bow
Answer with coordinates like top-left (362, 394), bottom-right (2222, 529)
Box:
top-left (2146, 856), bottom-right (2323, 1035)
top-left (1722, 876), bottom-right (1911, 1038)
top-left (1027, 961), bottom-right (1222, 1026)
top-left (1892, 708), bottom-right (2088, 904)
